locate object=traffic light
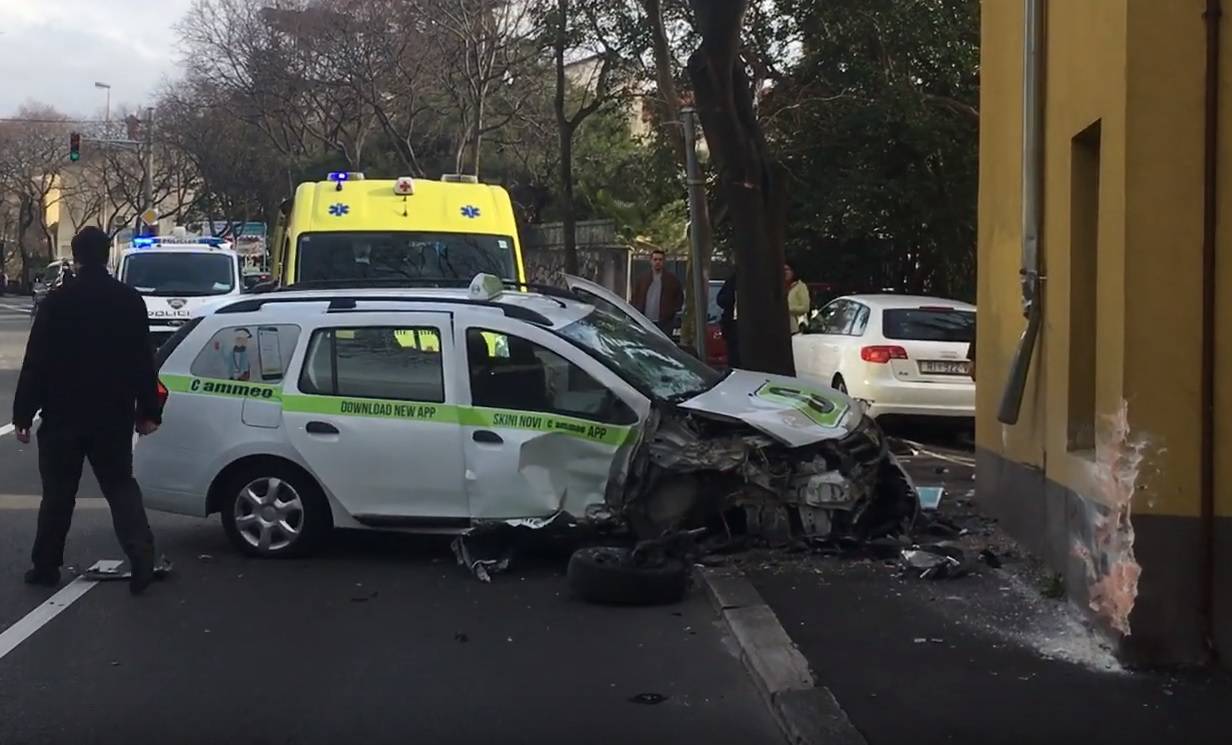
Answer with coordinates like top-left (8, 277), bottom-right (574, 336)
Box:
top-left (69, 132), bottom-right (81, 162)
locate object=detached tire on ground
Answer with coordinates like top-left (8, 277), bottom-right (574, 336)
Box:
top-left (566, 547), bottom-right (689, 606)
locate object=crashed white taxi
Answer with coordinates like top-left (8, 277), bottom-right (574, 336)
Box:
top-left (135, 274), bottom-right (914, 559)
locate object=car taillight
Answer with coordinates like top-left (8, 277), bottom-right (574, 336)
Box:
top-left (156, 380), bottom-right (169, 408)
top-left (861, 345), bottom-right (908, 364)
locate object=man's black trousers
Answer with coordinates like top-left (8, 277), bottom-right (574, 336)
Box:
top-left (31, 424), bottom-right (155, 572)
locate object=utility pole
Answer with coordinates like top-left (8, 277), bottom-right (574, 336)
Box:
top-left (94, 82), bottom-right (111, 124)
top-left (141, 106), bottom-right (154, 236)
top-left (681, 107), bottom-right (712, 357)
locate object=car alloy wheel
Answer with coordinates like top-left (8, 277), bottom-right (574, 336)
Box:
top-left (232, 477), bottom-right (305, 554)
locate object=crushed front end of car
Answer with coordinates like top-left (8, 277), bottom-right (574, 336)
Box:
top-left (618, 404), bottom-right (918, 547)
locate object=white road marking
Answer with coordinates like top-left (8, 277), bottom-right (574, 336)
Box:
top-left (0, 303), bottom-right (31, 314)
top-left (0, 495), bottom-right (107, 510)
top-left (0, 560), bottom-right (121, 661)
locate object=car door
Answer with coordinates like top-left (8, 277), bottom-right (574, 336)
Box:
top-left (281, 312), bottom-right (469, 524)
top-left (563, 274), bottom-right (670, 342)
top-left (794, 299), bottom-right (853, 381)
top-left (459, 315), bottom-right (643, 521)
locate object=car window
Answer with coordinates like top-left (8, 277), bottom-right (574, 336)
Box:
top-left (157, 317), bottom-right (204, 370)
top-left (852, 304), bottom-right (871, 336)
top-left (467, 328), bottom-right (635, 424)
top-left (556, 309), bottom-right (721, 402)
top-left (191, 325), bottom-right (300, 382)
top-left (809, 300), bottom-right (851, 334)
top-left (123, 252), bottom-right (236, 296)
top-left (300, 326), bottom-right (445, 403)
top-left (574, 287), bottom-right (633, 324)
top-left (707, 283), bottom-right (723, 322)
top-left (883, 308), bottom-right (975, 342)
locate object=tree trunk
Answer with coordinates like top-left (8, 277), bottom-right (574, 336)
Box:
top-left (686, 0), bottom-right (792, 375)
top-left (643, 0), bottom-right (711, 354)
top-left (554, 0), bottom-right (579, 276)
top-left (17, 196), bottom-right (34, 286)
top-left (559, 128), bottom-right (579, 277)
top-left (643, 0), bottom-right (684, 164)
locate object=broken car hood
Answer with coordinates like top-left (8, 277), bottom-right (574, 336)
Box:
top-left (676, 370), bottom-right (862, 448)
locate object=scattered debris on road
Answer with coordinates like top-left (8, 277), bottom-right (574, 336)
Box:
top-left (83, 556), bottom-right (174, 582)
top-left (628, 693), bottom-right (668, 705)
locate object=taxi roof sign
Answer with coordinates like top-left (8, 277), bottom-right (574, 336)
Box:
top-left (468, 273), bottom-right (505, 301)
top-left (393, 177), bottom-right (415, 195)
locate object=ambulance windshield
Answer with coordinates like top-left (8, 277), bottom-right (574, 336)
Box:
top-left (297, 232), bottom-right (516, 284)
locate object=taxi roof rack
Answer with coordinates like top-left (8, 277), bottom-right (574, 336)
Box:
top-left (216, 294), bottom-right (553, 326)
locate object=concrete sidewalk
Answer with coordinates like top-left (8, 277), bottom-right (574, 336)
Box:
top-left (749, 556), bottom-right (1230, 745)
top-left (692, 433), bottom-right (1231, 745)
top-left (715, 436), bottom-right (1232, 745)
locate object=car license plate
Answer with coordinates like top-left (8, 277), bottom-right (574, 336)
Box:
top-left (920, 360), bottom-right (970, 376)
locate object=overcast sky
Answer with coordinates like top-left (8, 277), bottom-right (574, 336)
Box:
top-left (0, 0), bottom-right (192, 117)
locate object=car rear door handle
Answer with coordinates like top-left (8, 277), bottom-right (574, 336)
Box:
top-left (306, 421), bottom-right (339, 435)
top-left (472, 430), bottom-right (503, 444)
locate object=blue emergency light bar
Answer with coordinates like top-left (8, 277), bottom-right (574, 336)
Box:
top-left (131, 236), bottom-right (226, 249)
top-left (327, 172), bottom-right (349, 182)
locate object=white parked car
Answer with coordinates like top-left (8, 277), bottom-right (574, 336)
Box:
top-left (792, 294), bottom-right (975, 419)
top-left (117, 238), bottom-right (243, 349)
top-left (136, 275), bottom-right (914, 558)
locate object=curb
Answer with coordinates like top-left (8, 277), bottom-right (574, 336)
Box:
top-left (696, 566), bottom-right (866, 745)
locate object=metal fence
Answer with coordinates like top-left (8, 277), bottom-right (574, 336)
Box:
top-left (521, 219), bottom-right (632, 297)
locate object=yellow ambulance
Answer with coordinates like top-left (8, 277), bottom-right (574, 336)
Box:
top-left (270, 173), bottom-right (527, 288)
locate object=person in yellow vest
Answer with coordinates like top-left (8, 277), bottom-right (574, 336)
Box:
top-left (786, 262), bottom-right (811, 334)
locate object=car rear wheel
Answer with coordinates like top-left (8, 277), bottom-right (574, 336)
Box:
top-left (220, 463), bottom-right (332, 558)
top-left (833, 374), bottom-right (848, 394)
top-left (566, 546), bottom-right (689, 606)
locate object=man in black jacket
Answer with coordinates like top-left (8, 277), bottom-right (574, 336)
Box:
top-left (13, 227), bottom-right (162, 594)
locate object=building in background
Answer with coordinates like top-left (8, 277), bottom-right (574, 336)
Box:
top-left (977, 0), bottom-right (1230, 669)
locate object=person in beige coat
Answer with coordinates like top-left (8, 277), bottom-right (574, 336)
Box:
top-left (786, 262), bottom-right (811, 334)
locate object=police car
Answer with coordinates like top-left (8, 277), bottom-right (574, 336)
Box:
top-left (135, 274), bottom-right (909, 558)
top-left (118, 235), bottom-right (243, 348)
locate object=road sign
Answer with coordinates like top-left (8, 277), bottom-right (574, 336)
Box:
top-left (140, 209), bottom-right (158, 226)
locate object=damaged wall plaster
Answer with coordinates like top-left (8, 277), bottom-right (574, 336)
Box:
top-left (1073, 400), bottom-right (1146, 636)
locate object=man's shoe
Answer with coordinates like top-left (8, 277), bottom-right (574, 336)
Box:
top-left (129, 557), bottom-right (155, 596)
top-left (23, 567), bottom-right (60, 586)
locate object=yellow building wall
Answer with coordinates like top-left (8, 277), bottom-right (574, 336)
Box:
top-left (976, 0), bottom-right (1042, 467)
top-left (1122, 0), bottom-right (1207, 518)
top-left (1038, 0), bottom-right (1129, 504)
top-left (979, 0), bottom-right (1232, 665)
top-left (978, 0), bottom-right (1229, 519)
top-left (1216, 2), bottom-right (1232, 523)
top-left (976, 0), bottom-right (1130, 499)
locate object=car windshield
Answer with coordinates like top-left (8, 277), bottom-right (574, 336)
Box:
top-left (558, 308), bottom-right (723, 401)
top-left (707, 282), bottom-right (723, 322)
top-left (297, 231), bottom-right (516, 284)
top-left (123, 252), bottom-right (235, 297)
top-left (882, 308), bottom-right (975, 342)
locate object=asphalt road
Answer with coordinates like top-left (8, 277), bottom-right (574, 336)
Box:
top-left (0, 300), bottom-right (783, 745)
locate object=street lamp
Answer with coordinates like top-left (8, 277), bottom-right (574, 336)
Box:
top-left (94, 81), bottom-right (111, 123)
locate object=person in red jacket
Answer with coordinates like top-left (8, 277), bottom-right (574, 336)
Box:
top-left (630, 250), bottom-right (684, 334)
